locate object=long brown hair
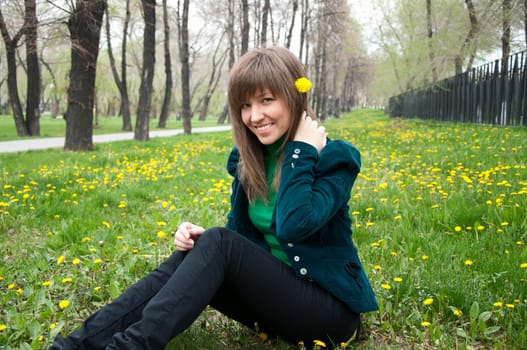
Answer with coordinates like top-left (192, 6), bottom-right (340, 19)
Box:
top-left (228, 46), bottom-right (313, 202)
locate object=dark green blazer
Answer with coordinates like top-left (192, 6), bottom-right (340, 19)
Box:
top-left (225, 140), bottom-right (378, 314)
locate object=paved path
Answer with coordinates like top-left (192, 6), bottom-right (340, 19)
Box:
top-left (0, 125), bottom-right (232, 153)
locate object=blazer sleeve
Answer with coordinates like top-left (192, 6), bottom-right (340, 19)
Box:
top-left (274, 140), bottom-right (361, 242)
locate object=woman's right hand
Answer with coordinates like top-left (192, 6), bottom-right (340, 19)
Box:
top-left (173, 222), bottom-right (205, 251)
top-left (294, 113), bottom-right (327, 153)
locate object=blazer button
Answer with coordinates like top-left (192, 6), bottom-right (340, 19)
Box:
top-left (293, 256), bottom-right (300, 262)
top-left (300, 268), bottom-right (307, 275)
top-left (294, 148), bottom-right (301, 154)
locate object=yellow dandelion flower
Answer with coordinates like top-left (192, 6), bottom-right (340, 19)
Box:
top-left (72, 258), bottom-right (81, 265)
top-left (393, 277), bottom-right (403, 283)
top-left (421, 255), bottom-right (429, 260)
top-left (394, 215), bottom-right (402, 220)
top-left (454, 226), bottom-right (462, 232)
top-left (421, 321), bottom-right (431, 327)
top-left (0, 324), bottom-right (6, 332)
top-left (506, 304), bottom-right (514, 309)
top-left (157, 221), bottom-right (167, 226)
top-left (42, 281), bottom-right (52, 287)
top-left (521, 263), bottom-right (527, 269)
top-left (102, 221), bottom-right (110, 228)
top-left (94, 258), bottom-right (103, 264)
top-left (8, 283), bottom-right (15, 289)
top-left (58, 300), bottom-right (70, 310)
top-left (423, 298), bottom-right (434, 305)
top-left (464, 260), bottom-right (473, 266)
top-left (391, 251), bottom-right (398, 257)
top-left (157, 231), bottom-right (167, 239)
top-left (313, 339), bottom-right (327, 347)
top-left (493, 301), bottom-right (503, 307)
top-left (56, 255), bottom-right (65, 264)
top-left (501, 221), bottom-right (509, 226)
top-left (453, 309), bottom-right (463, 316)
top-left (16, 288), bottom-right (23, 295)
top-left (477, 225), bottom-right (485, 230)
top-left (373, 265), bottom-right (381, 271)
top-left (82, 237), bottom-right (91, 243)
top-left (61, 277), bottom-right (72, 283)
top-left (94, 286), bottom-right (102, 292)
top-left (258, 332), bottom-right (268, 341)
top-left (295, 77), bottom-right (312, 93)
top-left (381, 284), bottom-right (391, 290)
top-left (49, 323), bottom-right (58, 330)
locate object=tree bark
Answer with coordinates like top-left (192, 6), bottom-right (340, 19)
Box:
top-left (25, 0), bottom-right (41, 136)
top-left (178, 0), bottom-right (191, 134)
top-left (134, 0), bottom-right (156, 141)
top-left (0, 9), bottom-right (29, 136)
top-left (199, 39), bottom-right (227, 121)
top-left (64, 0), bottom-right (107, 151)
top-left (158, 0), bottom-right (173, 128)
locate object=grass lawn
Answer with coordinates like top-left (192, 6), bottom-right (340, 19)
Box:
top-left (0, 110), bottom-right (526, 349)
top-left (0, 113), bottom-right (222, 141)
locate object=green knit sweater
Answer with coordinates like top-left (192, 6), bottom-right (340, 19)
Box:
top-left (247, 142), bottom-right (290, 265)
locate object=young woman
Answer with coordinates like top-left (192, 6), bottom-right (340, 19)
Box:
top-left (50, 46), bottom-right (378, 350)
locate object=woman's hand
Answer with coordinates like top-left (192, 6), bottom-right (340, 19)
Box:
top-left (173, 222), bottom-right (205, 251)
top-left (293, 113), bottom-right (327, 153)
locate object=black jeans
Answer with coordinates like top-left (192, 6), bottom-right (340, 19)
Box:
top-left (49, 227), bottom-right (360, 349)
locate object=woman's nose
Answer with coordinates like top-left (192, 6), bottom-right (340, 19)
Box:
top-left (250, 106), bottom-right (264, 122)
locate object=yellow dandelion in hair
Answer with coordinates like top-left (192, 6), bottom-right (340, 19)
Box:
top-left (295, 77), bottom-right (312, 93)
top-left (423, 298), bottom-right (434, 305)
top-left (58, 300), bottom-right (70, 310)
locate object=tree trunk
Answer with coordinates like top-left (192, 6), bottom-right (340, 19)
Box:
top-left (121, 0), bottom-right (132, 131)
top-left (105, 1), bottom-right (132, 132)
top-left (241, 0), bottom-right (249, 54)
top-left (286, 0), bottom-right (298, 49)
top-left (0, 9), bottom-right (29, 136)
top-left (502, 0), bottom-right (511, 72)
top-left (199, 40), bottom-right (227, 121)
top-left (217, 0), bottom-right (236, 124)
top-left (135, 0), bottom-right (156, 141)
top-left (455, 0), bottom-right (479, 75)
top-left (158, 0), bottom-right (173, 128)
top-left (425, 0), bottom-right (437, 83)
top-left (179, 0), bottom-right (191, 134)
top-left (260, 0), bottom-right (270, 46)
top-left (25, 0), bottom-right (41, 136)
top-left (64, 0), bottom-right (106, 151)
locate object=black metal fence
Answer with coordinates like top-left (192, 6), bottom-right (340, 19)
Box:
top-left (388, 50), bottom-right (527, 126)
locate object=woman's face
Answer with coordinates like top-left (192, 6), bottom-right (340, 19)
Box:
top-left (240, 89), bottom-right (292, 145)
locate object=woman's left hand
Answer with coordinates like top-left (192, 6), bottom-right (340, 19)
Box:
top-left (293, 113), bottom-right (327, 153)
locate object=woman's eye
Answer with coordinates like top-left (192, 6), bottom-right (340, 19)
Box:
top-left (262, 97), bottom-right (274, 103)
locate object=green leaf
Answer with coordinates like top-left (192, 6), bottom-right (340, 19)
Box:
top-left (469, 301), bottom-right (479, 322)
top-left (479, 311), bottom-right (492, 323)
